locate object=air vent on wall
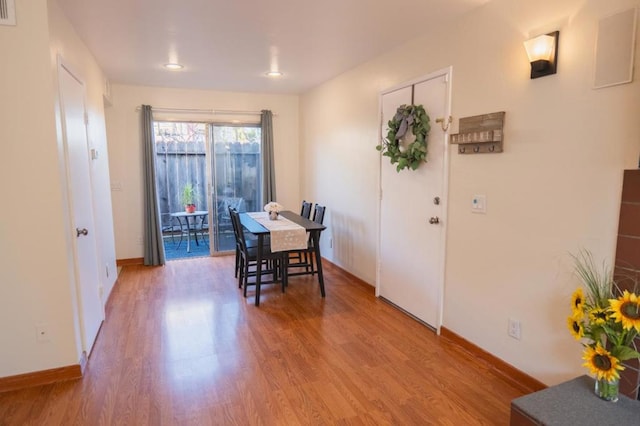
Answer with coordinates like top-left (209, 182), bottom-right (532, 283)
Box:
top-left (0, 0), bottom-right (16, 26)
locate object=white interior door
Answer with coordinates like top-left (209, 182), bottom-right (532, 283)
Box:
top-left (377, 70), bottom-right (450, 329)
top-left (59, 63), bottom-right (104, 354)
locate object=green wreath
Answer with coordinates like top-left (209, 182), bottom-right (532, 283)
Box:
top-left (376, 104), bottom-right (430, 172)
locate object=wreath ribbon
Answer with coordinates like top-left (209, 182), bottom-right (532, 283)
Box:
top-left (393, 112), bottom-right (413, 140)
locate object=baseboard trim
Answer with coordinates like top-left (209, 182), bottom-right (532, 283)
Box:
top-left (440, 327), bottom-right (547, 394)
top-left (0, 363), bottom-right (82, 393)
top-left (78, 351), bottom-right (88, 374)
top-left (116, 257), bottom-right (143, 266)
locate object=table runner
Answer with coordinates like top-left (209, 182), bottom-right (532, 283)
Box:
top-left (247, 212), bottom-right (307, 252)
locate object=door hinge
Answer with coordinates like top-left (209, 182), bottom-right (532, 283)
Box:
top-left (84, 112), bottom-right (89, 126)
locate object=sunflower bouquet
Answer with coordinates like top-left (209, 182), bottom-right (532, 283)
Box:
top-left (567, 251), bottom-right (640, 401)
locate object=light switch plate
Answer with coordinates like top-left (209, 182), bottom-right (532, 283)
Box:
top-left (472, 195), bottom-right (486, 214)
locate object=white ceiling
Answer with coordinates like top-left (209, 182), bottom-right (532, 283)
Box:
top-left (56, 0), bottom-right (488, 94)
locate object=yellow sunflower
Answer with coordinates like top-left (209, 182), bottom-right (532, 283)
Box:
top-left (571, 288), bottom-right (585, 314)
top-left (588, 307), bottom-right (609, 326)
top-left (567, 315), bottom-right (584, 340)
top-left (582, 344), bottom-right (624, 381)
top-left (609, 290), bottom-right (640, 332)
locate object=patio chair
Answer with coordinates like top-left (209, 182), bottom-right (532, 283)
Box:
top-left (161, 213), bottom-right (181, 244)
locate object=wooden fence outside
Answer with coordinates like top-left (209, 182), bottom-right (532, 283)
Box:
top-left (155, 140), bottom-right (261, 227)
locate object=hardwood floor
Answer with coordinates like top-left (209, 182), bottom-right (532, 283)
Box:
top-left (0, 256), bottom-right (525, 425)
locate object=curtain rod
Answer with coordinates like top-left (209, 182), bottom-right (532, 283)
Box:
top-left (136, 106), bottom-right (275, 116)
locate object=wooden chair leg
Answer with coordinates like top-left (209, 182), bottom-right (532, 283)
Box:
top-left (234, 247), bottom-right (240, 278)
top-left (310, 252), bottom-right (316, 275)
top-left (239, 257), bottom-right (246, 290)
top-left (281, 256), bottom-right (288, 293)
top-left (242, 257), bottom-right (252, 297)
top-left (304, 251), bottom-right (311, 273)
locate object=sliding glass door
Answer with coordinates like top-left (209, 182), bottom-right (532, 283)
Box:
top-left (153, 121), bottom-right (262, 257)
top-left (210, 124), bottom-right (262, 252)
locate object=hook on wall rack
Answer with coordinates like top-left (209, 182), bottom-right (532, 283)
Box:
top-left (449, 111), bottom-right (505, 154)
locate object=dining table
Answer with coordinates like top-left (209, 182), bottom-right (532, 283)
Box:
top-left (239, 210), bottom-right (326, 306)
top-left (170, 210), bottom-right (208, 253)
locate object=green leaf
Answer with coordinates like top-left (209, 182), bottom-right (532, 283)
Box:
top-left (612, 345), bottom-right (640, 361)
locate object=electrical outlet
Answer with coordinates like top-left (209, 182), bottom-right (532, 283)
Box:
top-left (508, 318), bottom-right (521, 340)
top-left (36, 324), bottom-right (50, 342)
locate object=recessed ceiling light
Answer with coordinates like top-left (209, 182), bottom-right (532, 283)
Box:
top-left (266, 71), bottom-right (283, 77)
top-left (164, 63), bottom-right (184, 70)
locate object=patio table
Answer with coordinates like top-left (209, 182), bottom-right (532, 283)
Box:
top-left (170, 210), bottom-right (208, 253)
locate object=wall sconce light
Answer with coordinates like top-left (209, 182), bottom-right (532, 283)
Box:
top-left (524, 31), bottom-right (559, 79)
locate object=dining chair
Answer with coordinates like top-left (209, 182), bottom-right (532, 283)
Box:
top-left (312, 204), bottom-right (326, 226)
top-left (229, 207), bottom-right (251, 279)
top-left (289, 200), bottom-right (313, 266)
top-left (229, 209), bottom-right (287, 299)
top-left (288, 204), bottom-right (326, 277)
top-left (229, 207), bottom-right (270, 279)
top-left (300, 200), bottom-right (313, 219)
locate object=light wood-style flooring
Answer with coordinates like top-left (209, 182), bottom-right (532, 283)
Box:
top-left (0, 256), bottom-right (525, 425)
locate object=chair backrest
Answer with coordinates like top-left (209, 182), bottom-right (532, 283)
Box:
top-left (312, 204), bottom-right (326, 225)
top-left (229, 209), bottom-right (248, 252)
top-left (300, 200), bottom-right (313, 219)
top-left (160, 213), bottom-right (174, 230)
top-left (228, 207), bottom-right (242, 244)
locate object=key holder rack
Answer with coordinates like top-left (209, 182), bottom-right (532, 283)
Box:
top-left (449, 111), bottom-right (505, 154)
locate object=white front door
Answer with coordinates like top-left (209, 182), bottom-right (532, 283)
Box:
top-left (377, 69), bottom-right (450, 330)
top-left (59, 63), bottom-right (104, 354)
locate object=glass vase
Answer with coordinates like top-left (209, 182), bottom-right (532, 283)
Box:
top-left (269, 211), bottom-right (279, 220)
top-left (594, 377), bottom-right (619, 402)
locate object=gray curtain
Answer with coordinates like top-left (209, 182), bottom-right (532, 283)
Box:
top-left (142, 105), bottom-right (165, 265)
top-left (261, 110), bottom-right (276, 204)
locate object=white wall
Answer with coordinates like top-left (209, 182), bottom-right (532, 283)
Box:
top-left (300, 0), bottom-right (640, 386)
top-left (0, 0), bottom-right (79, 376)
top-left (106, 85), bottom-right (300, 259)
top-left (0, 0), bottom-right (117, 378)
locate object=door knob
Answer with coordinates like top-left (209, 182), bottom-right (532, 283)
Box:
top-left (428, 217), bottom-right (440, 225)
top-left (76, 228), bottom-right (89, 237)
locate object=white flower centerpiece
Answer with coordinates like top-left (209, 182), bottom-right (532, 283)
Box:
top-left (264, 202), bottom-right (284, 220)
